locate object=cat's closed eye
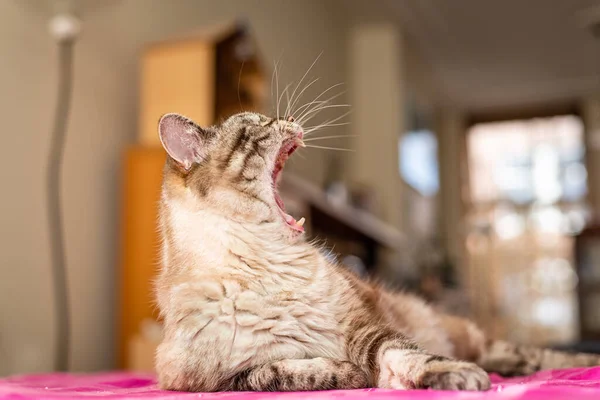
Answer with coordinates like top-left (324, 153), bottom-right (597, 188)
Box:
top-left (259, 116), bottom-right (271, 126)
top-left (238, 113), bottom-right (264, 125)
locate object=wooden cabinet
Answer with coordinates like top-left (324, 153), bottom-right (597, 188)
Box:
top-left (118, 147), bottom-right (165, 370)
top-left (139, 39), bottom-right (215, 146)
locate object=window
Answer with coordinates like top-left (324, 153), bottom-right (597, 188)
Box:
top-left (465, 115), bottom-right (588, 345)
top-left (468, 115), bottom-right (586, 207)
top-left (399, 130), bottom-right (439, 197)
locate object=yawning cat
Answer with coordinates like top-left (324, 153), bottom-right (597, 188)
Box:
top-left (154, 112), bottom-right (599, 392)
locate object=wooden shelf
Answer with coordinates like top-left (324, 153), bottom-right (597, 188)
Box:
top-left (280, 174), bottom-right (405, 251)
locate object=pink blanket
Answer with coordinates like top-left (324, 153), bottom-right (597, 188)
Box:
top-left (1, 368), bottom-right (600, 399)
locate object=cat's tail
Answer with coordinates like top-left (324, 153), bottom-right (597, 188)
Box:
top-left (439, 314), bottom-right (600, 376)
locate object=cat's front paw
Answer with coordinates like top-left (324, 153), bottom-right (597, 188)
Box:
top-left (419, 359), bottom-right (490, 391)
top-left (378, 350), bottom-right (490, 391)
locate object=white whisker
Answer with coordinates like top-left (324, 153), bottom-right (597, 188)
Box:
top-left (290, 78), bottom-right (319, 115)
top-left (297, 104), bottom-right (351, 125)
top-left (289, 77), bottom-right (320, 117)
top-left (295, 83), bottom-right (345, 122)
top-left (270, 61), bottom-right (277, 115)
top-left (296, 90), bottom-right (347, 124)
top-left (294, 100), bottom-right (327, 118)
top-left (237, 61), bottom-right (246, 112)
top-left (303, 134), bottom-right (357, 142)
top-left (305, 144), bottom-right (354, 152)
top-left (292, 151), bottom-right (306, 161)
top-left (304, 110), bottom-right (353, 136)
top-left (286, 52), bottom-right (322, 117)
top-left (304, 122), bottom-right (351, 133)
top-left (285, 83), bottom-right (291, 114)
top-left (274, 60), bottom-right (280, 120)
top-left (302, 103), bottom-right (351, 116)
top-left (278, 82), bottom-right (293, 121)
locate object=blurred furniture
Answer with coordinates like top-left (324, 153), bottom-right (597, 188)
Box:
top-left (574, 224), bottom-right (600, 341)
top-left (139, 37), bottom-right (215, 144)
top-left (119, 148), bottom-right (165, 371)
top-left (280, 174), bottom-right (405, 272)
top-left (118, 22), bottom-right (266, 371)
top-left (138, 21), bottom-right (265, 146)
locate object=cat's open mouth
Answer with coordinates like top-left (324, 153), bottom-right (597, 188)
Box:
top-left (273, 134), bottom-right (305, 233)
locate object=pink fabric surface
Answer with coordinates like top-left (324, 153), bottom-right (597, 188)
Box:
top-left (1, 368), bottom-right (600, 400)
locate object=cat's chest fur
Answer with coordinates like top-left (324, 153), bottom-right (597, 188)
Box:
top-left (159, 202), bottom-right (347, 370)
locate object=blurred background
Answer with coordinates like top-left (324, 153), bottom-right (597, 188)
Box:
top-left (2, 0), bottom-right (600, 376)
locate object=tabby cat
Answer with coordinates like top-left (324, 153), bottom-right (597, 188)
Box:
top-left (155, 111), bottom-right (600, 392)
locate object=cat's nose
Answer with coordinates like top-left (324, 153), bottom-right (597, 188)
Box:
top-left (287, 116), bottom-right (295, 122)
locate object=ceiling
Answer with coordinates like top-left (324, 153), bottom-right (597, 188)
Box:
top-left (384, 0), bottom-right (600, 112)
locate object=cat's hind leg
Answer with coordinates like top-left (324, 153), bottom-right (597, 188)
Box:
top-left (480, 340), bottom-right (600, 377)
top-left (229, 358), bottom-right (369, 391)
top-left (438, 314), bottom-right (600, 376)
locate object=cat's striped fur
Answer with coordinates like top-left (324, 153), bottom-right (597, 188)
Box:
top-left (155, 112), bottom-right (600, 392)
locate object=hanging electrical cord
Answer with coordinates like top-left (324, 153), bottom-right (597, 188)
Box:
top-left (47, 13), bottom-right (81, 372)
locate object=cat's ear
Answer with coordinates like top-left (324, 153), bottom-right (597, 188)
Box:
top-left (158, 113), bottom-right (211, 170)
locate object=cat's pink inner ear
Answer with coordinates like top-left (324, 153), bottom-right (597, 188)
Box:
top-left (158, 113), bottom-right (204, 170)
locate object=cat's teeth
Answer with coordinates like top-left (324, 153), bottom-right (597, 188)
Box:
top-left (296, 217), bottom-right (305, 227)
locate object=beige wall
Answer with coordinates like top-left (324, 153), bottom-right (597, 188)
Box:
top-left (0, 0), bottom-right (348, 374)
top-left (0, 3), bottom-right (55, 374)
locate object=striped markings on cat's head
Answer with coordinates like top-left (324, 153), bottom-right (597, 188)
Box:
top-left (158, 112), bottom-right (306, 234)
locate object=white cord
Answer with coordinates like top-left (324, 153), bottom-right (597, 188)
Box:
top-left (46, 11), bottom-right (80, 372)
